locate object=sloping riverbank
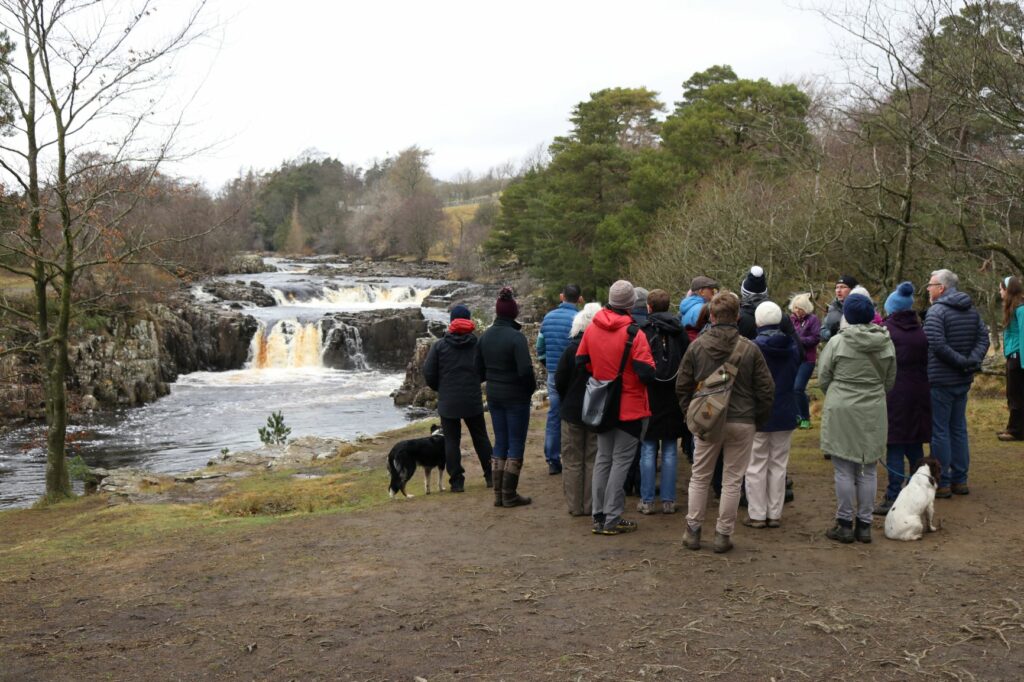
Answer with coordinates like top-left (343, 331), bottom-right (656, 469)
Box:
top-left (2, 395), bottom-right (1024, 680)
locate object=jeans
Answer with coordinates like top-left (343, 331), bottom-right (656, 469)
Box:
top-left (833, 458), bottom-right (876, 525)
top-left (930, 384), bottom-right (971, 487)
top-left (794, 361), bottom-right (815, 420)
top-left (883, 443), bottom-right (924, 501)
top-left (640, 438), bottom-right (678, 503)
top-left (439, 414), bottom-right (493, 486)
top-left (544, 373), bottom-right (562, 464)
top-left (490, 400), bottom-right (531, 461)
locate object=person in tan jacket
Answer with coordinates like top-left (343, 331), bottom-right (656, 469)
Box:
top-left (675, 291), bottom-right (775, 553)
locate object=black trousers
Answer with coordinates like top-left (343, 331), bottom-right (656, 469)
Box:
top-left (440, 414), bottom-right (493, 485)
top-left (1007, 354), bottom-right (1024, 438)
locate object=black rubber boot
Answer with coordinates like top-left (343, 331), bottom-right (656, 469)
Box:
top-left (501, 459), bottom-right (532, 507)
top-left (491, 458), bottom-right (505, 507)
top-left (826, 518), bottom-right (855, 544)
top-left (855, 518), bottom-right (872, 543)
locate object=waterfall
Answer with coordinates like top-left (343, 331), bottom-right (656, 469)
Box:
top-left (324, 322), bottom-right (367, 370)
top-left (247, 320), bottom-right (325, 369)
top-left (269, 283), bottom-right (430, 307)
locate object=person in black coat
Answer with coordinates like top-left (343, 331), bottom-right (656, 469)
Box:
top-left (423, 304), bottom-right (493, 492)
top-left (476, 287), bottom-right (537, 507)
top-left (554, 303), bottom-right (602, 515)
top-left (637, 289), bottom-right (689, 514)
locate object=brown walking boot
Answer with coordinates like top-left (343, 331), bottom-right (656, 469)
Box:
top-left (491, 458), bottom-right (505, 507)
top-left (501, 459), bottom-right (532, 507)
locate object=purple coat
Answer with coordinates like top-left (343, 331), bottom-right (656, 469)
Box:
top-left (790, 313), bottom-right (821, 363)
top-left (883, 310), bottom-right (932, 444)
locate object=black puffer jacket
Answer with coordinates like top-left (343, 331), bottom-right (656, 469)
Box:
top-left (738, 293), bottom-right (799, 342)
top-left (641, 312), bottom-right (689, 439)
top-left (554, 335), bottom-right (586, 426)
top-left (476, 317), bottom-right (537, 404)
top-left (423, 331), bottom-right (484, 419)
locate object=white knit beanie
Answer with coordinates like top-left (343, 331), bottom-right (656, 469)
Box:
top-left (755, 301), bottom-right (783, 327)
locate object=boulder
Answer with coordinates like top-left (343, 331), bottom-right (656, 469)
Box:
top-left (201, 281), bottom-right (277, 307)
top-left (321, 308), bottom-right (427, 370)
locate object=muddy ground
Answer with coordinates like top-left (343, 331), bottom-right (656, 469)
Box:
top-left (2, 397), bottom-right (1024, 681)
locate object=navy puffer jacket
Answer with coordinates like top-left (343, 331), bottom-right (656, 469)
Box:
top-left (923, 289), bottom-right (990, 387)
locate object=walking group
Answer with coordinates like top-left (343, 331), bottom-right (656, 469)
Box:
top-left (422, 267), bottom-right (1021, 552)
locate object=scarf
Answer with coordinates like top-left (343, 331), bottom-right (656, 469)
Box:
top-left (448, 318), bottom-right (476, 335)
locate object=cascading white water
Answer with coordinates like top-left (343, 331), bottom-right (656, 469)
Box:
top-left (248, 320), bottom-right (325, 369)
top-left (269, 283), bottom-right (429, 308)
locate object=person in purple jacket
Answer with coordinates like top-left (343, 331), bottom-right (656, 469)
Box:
top-left (789, 293), bottom-right (820, 430)
top-left (874, 282), bottom-right (932, 515)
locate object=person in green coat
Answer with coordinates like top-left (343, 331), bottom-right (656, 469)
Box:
top-left (818, 293), bottom-right (896, 544)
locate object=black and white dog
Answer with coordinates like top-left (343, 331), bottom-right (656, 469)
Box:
top-left (387, 425), bottom-right (447, 498)
top-left (884, 457), bottom-right (942, 541)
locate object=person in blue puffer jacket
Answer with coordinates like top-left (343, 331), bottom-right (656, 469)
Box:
top-left (923, 269), bottom-right (990, 498)
top-left (540, 284), bottom-right (584, 475)
top-left (679, 275), bottom-right (718, 341)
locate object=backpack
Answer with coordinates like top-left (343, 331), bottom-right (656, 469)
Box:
top-left (685, 339), bottom-right (746, 442)
top-left (646, 324), bottom-right (682, 382)
top-left (582, 325), bottom-right (639, 433)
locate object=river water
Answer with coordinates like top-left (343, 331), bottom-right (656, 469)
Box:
top-left (0, 258), bottom-right (449, 509)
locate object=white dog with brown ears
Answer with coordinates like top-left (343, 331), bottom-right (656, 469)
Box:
top-left (884, 457), bottom-right (942, 541)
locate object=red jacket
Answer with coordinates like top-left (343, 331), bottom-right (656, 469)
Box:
top-left (577, 307), bottom-right (655, 422)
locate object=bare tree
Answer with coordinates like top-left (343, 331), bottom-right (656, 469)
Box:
top-left (0, 0), bottom-right (209, 502)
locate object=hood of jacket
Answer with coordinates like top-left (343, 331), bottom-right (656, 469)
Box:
top-left (648, 311), bottom-right (683, 336)
top-left (933, 288), bottom-right (974, 312)
top-left (444, 331), bottom-right (477, 348)
top-left (884, 309), bottom-right (921, 332)
top-left (698, 324), bottom-right (741, 363)
top-left (679, 294), bottom-right (705, 318)
top-left (593, 306), bottom-right (634, 333)
top-left (492, 316), bottom-right (522, 331)
top-left (741, 291), bottom-right (769, 311)
top-left (840, 322), bottom-right (892, 353)
top-left (755, 326), bottom-right (795, 358)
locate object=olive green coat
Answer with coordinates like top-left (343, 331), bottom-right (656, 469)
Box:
top-left (818, 324), bottom-right (897, 464)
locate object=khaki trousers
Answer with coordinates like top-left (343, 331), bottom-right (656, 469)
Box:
top-left (745, 430), bottom-right (793, 522)
top-left (560, 421), bottom-right (597, 516)
top-left (687, 422), bottom-right (756, 536)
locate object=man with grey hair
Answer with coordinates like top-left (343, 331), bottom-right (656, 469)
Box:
top-left (923, 269), bottom-right (990, 498)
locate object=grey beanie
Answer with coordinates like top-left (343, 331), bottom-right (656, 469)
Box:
top-left (634, 287), bottom-right (649, 307)
top-left (608, 280), bottom-right (637, 310)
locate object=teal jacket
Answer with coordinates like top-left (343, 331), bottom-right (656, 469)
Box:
top-left (1004, 304), bottom-right (1024, 357)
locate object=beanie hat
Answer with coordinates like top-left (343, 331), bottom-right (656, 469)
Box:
top-left (843, 293), bottom-right (875, 325)
top-left (837, 274), bottom-right (859, 289)
top-left (790, 293), bottom-right (814, 315)
top-left (634, 287), bottom-right (649, 308)
top-left (495, 287), bottom-right (519, 319)
top-left (608, 279), bottom-right (637, 310)
top-left (754, 301), bottom-right (783, 327)
top-left (449, 304), bottom-right (471, 322)
top-left (884, 282), bottom-right (915, 315)
top-left (850, 285), bottom-right (871, 299)
top-left (741, 266), bottom-right (767, 296)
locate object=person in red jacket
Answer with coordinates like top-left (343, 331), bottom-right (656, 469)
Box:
top-left (577, 280), bottom-right (656, 535)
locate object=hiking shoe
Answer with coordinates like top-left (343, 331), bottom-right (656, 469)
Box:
top-left (935, 487), bottom-right (952, 499)
top-left (997, 431), bottom-right (1021, 442)
top-left (873, 498), bottom-right (894, 516)
top-left (450, 481), bottom-right (465, 493)
top-left (598, 519), bottom-right (638, 535)
top-left (766, 518), bottom-right (781, 528)
top-left (636, 501), bottom-right (657, 515)
top-left (548, 461), bottom-right (562, 475)
top-left (713, 532), bottom-right (733, 554)
top-left (951, 483), bottom-right (970, 495)
top-left (484, 472), bottom-right (493, 489)
top-left (743, 517), bottom-right (767, 529)
top-left (854, 519), bottom-right (872, 543)
top-left (826, 521), bottom-right (855, 544)
top-left (662, 501), bottom-right (677, 515)
top-left (798, 419), bottom-right (812, 430)
top-left (682, 524), bottom-right (702, 550)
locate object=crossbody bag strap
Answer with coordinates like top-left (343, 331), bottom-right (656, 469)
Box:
top-left (615, 324), bottom-right (638, 378)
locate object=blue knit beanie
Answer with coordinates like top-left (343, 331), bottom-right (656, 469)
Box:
top-left (843, 293), bottom-right (875, 325)
top-left (449, 304), bottom-right (471, 321)
top-left (884, 282), bottom-right (915, 315)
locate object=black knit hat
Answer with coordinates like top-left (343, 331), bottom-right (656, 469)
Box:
top-left (837, 274), bottom-right (859, 289)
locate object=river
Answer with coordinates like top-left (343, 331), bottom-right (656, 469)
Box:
top-left (0, 257), bottom-right (449, 509)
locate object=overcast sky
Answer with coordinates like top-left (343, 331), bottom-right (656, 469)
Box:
top-left (166, 0), bottom-right (848, 190)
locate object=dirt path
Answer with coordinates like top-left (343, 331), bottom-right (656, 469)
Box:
top-left (3, 401), bottom-right (1024, 681)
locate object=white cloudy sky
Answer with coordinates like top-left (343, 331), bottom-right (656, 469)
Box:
top-left (161, 0), bottom-right (851, 190)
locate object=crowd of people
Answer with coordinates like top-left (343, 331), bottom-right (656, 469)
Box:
top-left (423, 267), bottom-right (1018, 552)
